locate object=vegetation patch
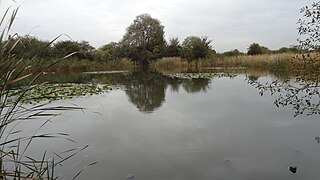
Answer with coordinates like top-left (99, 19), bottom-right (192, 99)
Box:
top-left (9, 83), bottom-right (111, 104)
top-left (163, 72), bottom-right (237, 80)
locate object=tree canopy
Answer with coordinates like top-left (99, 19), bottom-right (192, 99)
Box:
top-left (120, 14), bottom-right (166, 66)
top-left (181, 36), bottom-right (213, 61)
top-left (54, 40), bottom-right (94, 60)
top-left (5, 35), bottom-right (52, 60)
top-left (247, 43), bottom-right (269, 55)
top-left (165, 37), bottom-right (182, 57)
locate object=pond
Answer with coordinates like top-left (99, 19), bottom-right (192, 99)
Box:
top-left (16, 70), bottom-right (320, 180)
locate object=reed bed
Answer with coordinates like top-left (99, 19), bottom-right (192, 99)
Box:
top-left (222, 53), bottom-right (293, 69)
top-left (152, 53), bottom-right (297, 71)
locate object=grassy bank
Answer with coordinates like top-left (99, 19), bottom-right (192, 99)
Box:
top-left (3, 53), bottom-right (318, 74)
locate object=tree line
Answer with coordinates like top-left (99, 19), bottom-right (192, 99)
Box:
top-left (5, 14), bottom-right (301, 67)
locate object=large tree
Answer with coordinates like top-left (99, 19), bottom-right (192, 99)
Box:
top-left (120, 14), bottom-right (166, 66)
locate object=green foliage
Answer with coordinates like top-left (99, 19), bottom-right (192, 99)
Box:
top-left (54, 40), bottom-right (80, 58)
top-left (294, 1), bottom-right (320, 76)
top-left (78, 40), bottom-right (95, 60)
top-left (1, 35), bottom-right (98, 63)
top-left (221, 49), bottom-right (244, 57)
top-left (93, 42), bottom-right (122, 62)
top-left (277, 47), bottom-right (289, 53)
top-left (275, 46), bottom-right (300, 54)
top-left (165, 37), bottom-right (182, 57)
top-left (120, 14), bottom-right (166, 66)
top-left (54, 40), bottom-right (94, 60)
top-left (181, 36), bottom-right (213, 61)
top-left (247, 43), bottom-right (269, 55)
top-left (298, 2), bottom-right (320, 51)
top-left (4, 35), bottom-right (53, 60)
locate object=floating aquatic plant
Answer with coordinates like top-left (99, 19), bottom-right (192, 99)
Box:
top-left (163, 72), bottom-right (237, 80)
top-left (9, 83), bottom-right (111, 104)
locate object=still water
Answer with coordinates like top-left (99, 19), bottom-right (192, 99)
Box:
top-left (21, 70), bottom-right (320, 180)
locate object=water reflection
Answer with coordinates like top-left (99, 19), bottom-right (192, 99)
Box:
top-left (17, 69), bottom-right (320, 179)
top-left (124, 72), bottom-right (215, 112)
top-left (16, 68), bottom-right (320, 115)
top-left (37, 70), bottom-right (232, 113)
top-left (124, 71), bottom-right (167, 113)
top-left (119, 71), bottom-right (212, 113)
top-left (182, 78), bottom-right (210, 93)
top-left (247, 73), bottom-right (320, 116)
top-left (26, 69), bottom-right (320, 115)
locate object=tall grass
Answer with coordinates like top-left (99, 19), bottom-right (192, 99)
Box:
top-left (0, 4), bottom-right (89, 179)
top-left (152, 53), bottom-right (294, 72)
top-left (151, 57), bottom-right (186, 70)
top-left (222, 53), bottom-right (293, 69)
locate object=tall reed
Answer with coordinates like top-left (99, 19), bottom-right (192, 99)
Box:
top-left (152, 53), bottom-right (294, 71)
top-left (0, 4), bottom-right (89, 179)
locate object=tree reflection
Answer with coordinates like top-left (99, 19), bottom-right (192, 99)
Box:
top-left (45, 70), bottom-right (227, 113)
top-left (247, 75), bottom-right (259, 82)
top-left (122, 71), bottom-right (211, 113)
top-left (182, 78), bottom-right (210, 93)
top-left (124, 71), bottom-right (167, 113)
top-left (247, 74), bottom-right (320, 117)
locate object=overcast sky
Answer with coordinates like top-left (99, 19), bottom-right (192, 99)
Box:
top-left (0, 0), bottom-right (315, 52)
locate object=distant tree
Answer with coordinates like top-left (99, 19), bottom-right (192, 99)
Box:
top-left (53, 40), bottom-right (80, 58)
top-left (78, 40), bottom-right (95, 60)
top-left (53, 40), bottom-right (94, 60)
top-left (165, 37), bottom-right (181, 57)
top-left (6, 35), bottom-right (53, 59)
top-left (277, 47), bottom-right (289, 53)
top-left (247, 43), bottom-right (269, 55)
top-left (120, 14), bottom-right (166, 66)
top-left (93, 42), bottom-right (122, 62)
top-left (181, 36), bottom-right (213, 61)
top-left (289, 45), bottom-right (300, 53)
top-left (222, 49), bottom-right (243, 57)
